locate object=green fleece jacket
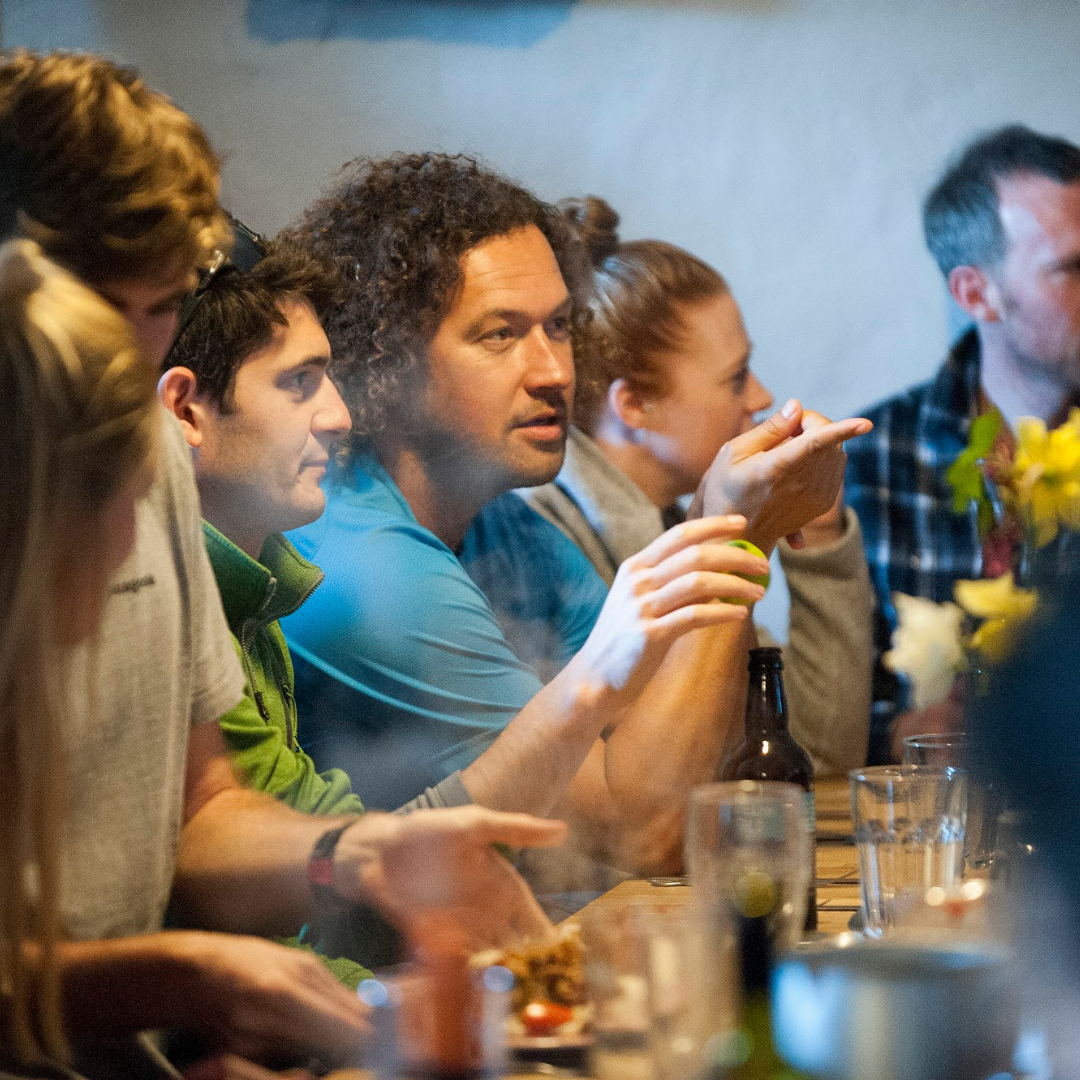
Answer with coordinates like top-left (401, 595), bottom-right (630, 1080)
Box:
top-left (203, 523), bottom-right (386, 983)
top-left (203, 523), bottom-right (365, 816)
top-left (203, 523), bottom-right (476, 976)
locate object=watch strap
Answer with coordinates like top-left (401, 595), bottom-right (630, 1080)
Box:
top-left (308, 820), bottom-right (357, 907)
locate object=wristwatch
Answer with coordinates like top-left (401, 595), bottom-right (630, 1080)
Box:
top-left (308, 819), bottom-right (358, 907)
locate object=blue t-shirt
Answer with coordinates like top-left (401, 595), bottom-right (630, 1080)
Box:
top-left (461, 488), bottom-right (606, 683)
top-left (283, 454), bottom-right (606, 810)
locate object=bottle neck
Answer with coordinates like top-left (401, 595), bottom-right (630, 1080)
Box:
top-left (737, 913), bottom-right (773, 996)
top-left (744, 662), bottom-right (789, 739)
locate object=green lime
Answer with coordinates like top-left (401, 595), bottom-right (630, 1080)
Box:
top-left (734, 869), bottom-right (779, 918)
top-left (720, 539), bottom-right (770, 606)
top-left (725, 539), bottom-right (771, 589)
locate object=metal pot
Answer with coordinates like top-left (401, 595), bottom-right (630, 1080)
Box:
top-left (771, 934), bottom-right (1018, 1080)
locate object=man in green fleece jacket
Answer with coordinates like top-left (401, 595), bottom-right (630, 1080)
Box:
top-left (159, 233), bottom-right (556, 972)
top-left (160, 232), bottom-right (477, 817)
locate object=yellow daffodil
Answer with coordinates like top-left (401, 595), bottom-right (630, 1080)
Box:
top-left (954, 573), bottom-right (1039, 663)
top-left (1013, 408), bottom-right (1080, 546)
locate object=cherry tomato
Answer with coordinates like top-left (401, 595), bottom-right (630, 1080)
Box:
top-left (521, 1000), bottom-right (574, 1036)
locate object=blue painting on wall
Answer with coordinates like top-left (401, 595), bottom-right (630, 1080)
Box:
top-left (247, 0), bottom-right (578, 49)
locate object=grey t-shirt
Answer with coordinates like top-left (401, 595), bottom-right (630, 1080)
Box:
top-left (60, 410), bottom-right (244, 941)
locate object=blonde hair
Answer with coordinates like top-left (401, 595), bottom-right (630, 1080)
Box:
top-left (0, 50), bottom-right (230, 282)
top-left (0, 240), bottom-right (159, 1064)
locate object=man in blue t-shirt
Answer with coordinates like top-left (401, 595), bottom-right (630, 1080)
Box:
top-left (286, 153), bottom-right (869, 873)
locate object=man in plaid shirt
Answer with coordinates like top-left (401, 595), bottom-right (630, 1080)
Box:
top-left (846, 125), bottom-right (1080, 762)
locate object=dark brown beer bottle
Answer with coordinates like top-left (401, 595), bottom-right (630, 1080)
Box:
top-left (716, 906), bottom-right (811, 1080)
top-left (722, 647), bottom-right (817, 932)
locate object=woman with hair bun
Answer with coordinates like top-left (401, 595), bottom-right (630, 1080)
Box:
top-left (518, 197), bottom-right (873, 777)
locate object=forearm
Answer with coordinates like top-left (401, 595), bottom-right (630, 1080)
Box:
top-left (461, 517), bottom-right (763, 861)
top-left (174, 786), bottom-right (357, 936)
top-left (58, 933), bottom-right (213, 1041)
top-left (459, 659), bottom-right (618, 817)
top-left (599, 619), bottom-right (754, 873)
top-left (57, 931), bottom-right (369, 1070)
top-left (0, 937), bottom-right (209, 1073)
top-left (780, 507), bottom-right (874, 776)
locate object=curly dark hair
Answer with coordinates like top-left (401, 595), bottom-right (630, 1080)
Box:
top-left (165, 236), bottom-right (342, 411)
top-left (287, 153), bottom-right (592, 443)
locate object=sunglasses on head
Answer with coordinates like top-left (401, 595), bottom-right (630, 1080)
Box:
top-left (168, 215), bottom-right (268, 354)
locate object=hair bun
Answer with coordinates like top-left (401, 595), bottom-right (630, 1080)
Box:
top-left (560, 195), bottom-right (620, 267)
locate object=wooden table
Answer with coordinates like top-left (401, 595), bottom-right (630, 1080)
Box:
top-left (811, 775), bottom-right (862, 934)
top-left (574, 777), bottom-right (861, 937)
top-left (334, 781), bottom-right (860, 1080)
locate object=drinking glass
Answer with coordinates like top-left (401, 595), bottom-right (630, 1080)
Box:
top-left (686, 781), bottom-right (812, 950)
top-left (900, 734), bottom-right (966, 768)
top-left (850, 765), bottom-right (967, 938)
top-left (359, 961), bottom-right (510, 1080)
top-left (581, 897), bottom-right (735, 1080)
top-left (902, 733), bottom-right (1004, 873)
top-left (580, 897), bottom-right (658, 1080)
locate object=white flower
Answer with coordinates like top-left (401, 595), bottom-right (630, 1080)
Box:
top-left (884, 593), bottom-right (965, 709)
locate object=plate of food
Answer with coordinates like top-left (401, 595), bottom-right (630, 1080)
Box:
top-left (473, 923), bottom-right (593, 1067)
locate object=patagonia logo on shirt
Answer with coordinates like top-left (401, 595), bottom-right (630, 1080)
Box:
top-left (111, 574), bottom-right (155, 596)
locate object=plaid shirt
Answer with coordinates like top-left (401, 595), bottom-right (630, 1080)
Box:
top-left (845, 329), bottom-right (983, 760)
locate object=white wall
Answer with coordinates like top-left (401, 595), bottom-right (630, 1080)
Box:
top-left (8, 0), bottom-right (1080, 634)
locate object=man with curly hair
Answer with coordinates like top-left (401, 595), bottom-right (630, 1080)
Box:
top-left (285, 153), bottom-right (870, 877)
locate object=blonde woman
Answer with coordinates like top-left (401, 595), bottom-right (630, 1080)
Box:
top-left (0, 239), bottom-right (159, 1067)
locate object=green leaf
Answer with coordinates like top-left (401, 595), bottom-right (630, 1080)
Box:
top-left (946, 452), bottom-right (985, 510)
top-left (318, 952), bottom-right (375, 991)
top-left (968, 408), bottom-right (1004, 458)
top-left (277, 938), bottom-right (374, 990)
top-left (946, 408), bottom-right (1004, 530)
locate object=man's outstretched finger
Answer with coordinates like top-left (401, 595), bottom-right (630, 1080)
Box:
top-left (771, 417), bottom-right (871, 468)
top-left (806, 415), bottom-right (872, 443)
top-left (471, 811), bottom-right (569, 849)
top-left (800, 408), bottom-right (873, 438)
